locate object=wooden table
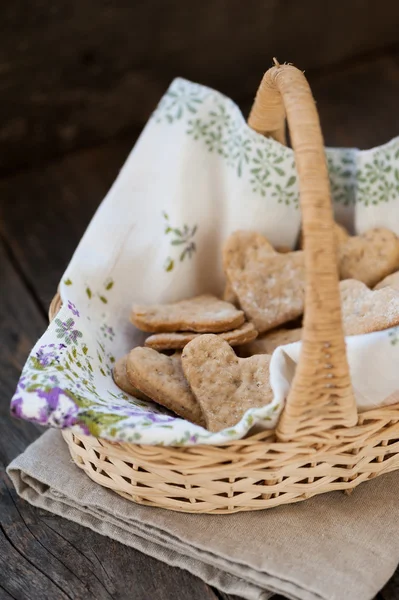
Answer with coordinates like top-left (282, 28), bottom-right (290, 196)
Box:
top-left (1, 51), bottom-right (399, 600)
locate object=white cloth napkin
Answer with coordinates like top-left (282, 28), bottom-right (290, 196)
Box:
top-left (9, 77), bottom-right (399, 445)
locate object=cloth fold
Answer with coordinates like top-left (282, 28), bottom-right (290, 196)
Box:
top-left (7, 430), bottom-right (399, 600)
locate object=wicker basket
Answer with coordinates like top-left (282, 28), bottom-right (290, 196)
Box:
top-left (50, 62), bottom-right (399, 514)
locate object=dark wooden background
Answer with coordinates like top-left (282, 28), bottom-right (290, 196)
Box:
top-left (3, 0), bottom-right (399, 174)
top-left (1, 3), bottom-right (399, 598)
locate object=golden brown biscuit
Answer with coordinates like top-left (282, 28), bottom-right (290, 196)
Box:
top-left (222, 230), bottom-right (274, 272)
top-left (131, 294), bottom-right (244, 333)
top-left (126, 348), bottom-right (205, 426)
top-left (223, 280), bottom-right (240, 306)
top-left (374, 270), bottom-right (399, 293)
top-left (113, 356), bottom-right (150, 401)
top-left (145, 321), bottom-right (258, 351)
top-left (182, 335), bottom-right (273, 432)
top-left (223, 231), bottom-right (305, 333)
top-left (340, 279), bottom-right (399, 335)
top-left (334, 222), bottom-right (351, 247)
top-left (339, 228), bottom-right (399, 287)
top-left (239, 327), bottom-right (302, 357)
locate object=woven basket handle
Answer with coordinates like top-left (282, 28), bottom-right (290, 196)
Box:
top-left (248, 62), bottom-right (357, 441)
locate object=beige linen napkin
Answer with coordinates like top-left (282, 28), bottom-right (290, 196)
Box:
top-left (7, 430), bottom-right (399, 600)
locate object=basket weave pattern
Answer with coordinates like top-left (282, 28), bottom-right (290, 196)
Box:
top-left (53, 63), bottom-right (399, 513)
top-left (62, 403), bottom-right (399, 513)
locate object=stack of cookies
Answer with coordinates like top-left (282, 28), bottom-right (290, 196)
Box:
top-left (113, 225), bottom-right (399, 432)
top-left (114, 294), bottom-right (272, 432)
top-left (136, 295), bottom-right (258, 351)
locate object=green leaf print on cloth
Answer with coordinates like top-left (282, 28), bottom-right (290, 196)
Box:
top-left (153, 78), bottom-right (399, 208)
top-left (163, 212), bottom-right (197, 272)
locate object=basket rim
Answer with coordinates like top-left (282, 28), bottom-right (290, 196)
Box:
top-left (61, 412), bottom-right (399, 513)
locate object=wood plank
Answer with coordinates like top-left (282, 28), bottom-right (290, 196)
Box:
top-left (310, 53), bottom-right (399, 149)
top-left (0, 473), bottom-right (76, 600)
top-left (0, 416), bottom-right (42, 468)
top-left (1, 1), bottom-right (399, 171)
top-left (0, 463), bottom-right (221, 600)
top-left (216, 594), bottom-right (252, 600)
top-left (0, 238), bottom-right (46, 415)
top-left (0, 228), bottom-right (45, 497)
top-left (381, 566), bottom-right (399, 600)
top-left (0, 136), bottom-right (133, 309)
top-left (0, 586), bottom-right (17, 600)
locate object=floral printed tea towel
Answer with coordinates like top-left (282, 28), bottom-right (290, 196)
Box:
top-left (10, 78), bottom-right (399, 446)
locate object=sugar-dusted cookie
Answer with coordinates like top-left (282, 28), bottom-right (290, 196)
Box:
top-left (182, 335), bottom-right (273, 432)
top-left (222, 230), bottom-right (275, 271)
top-left (334, 222), bottom-right (351, 247)
top-left (340, 279), bottom-right (399, 335)
top-left (145, 321), bottom-right (257, 351)
top-left (223, 231), bottom-right (305, 333)
top-left (131, 294), bottom-right (244, 333)
top-left (223, 280), bottom-right (240, 306)
top-left (126, 348), bottom-right (205, 426)
top-left (339, 228), bottom-right (399, 287)
top-left (374, 270), bottom-right (399, 293)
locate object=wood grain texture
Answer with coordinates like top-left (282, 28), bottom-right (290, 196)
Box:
top-left (0, 467), bottom-right (221, 600)
top-left (0, 238), bottom-right (47, 414)
top-left (1, 0), bottom-right (399, 171)
top-left (0, 136), bottom-right (133, 308)
top-left (381, 565), bottom-right (399, 600)
top-left (311, 54), bottom-right (399, 149)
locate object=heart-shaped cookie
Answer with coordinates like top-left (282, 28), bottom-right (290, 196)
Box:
top-left (145, 321), bottom-right (258, 351)
top-left (222, 230), bottom-right (275, 271)
top-left (374, 270), bottom-right (399, 292)
top-left (339, 228), bottom-right (399, 287)
top-left (223, 241), bottom-right (290, 307)
top-left (131, 294), bottom-right (244, 333)
top-left (113, 355), bottom-right (150, 401)
top-left (126, 348), bottom-right (205, 426)
top-left (340, 279), bottom-right (399, 335)
top-left (275, 245), bottom-right (292, 254)
top-left (223, 280), bottom-right (240, 306)
top-left (239, 327), bottom-right (303, 357)
top-left (182, 334), bottom-right (273, 432)
top-left (223, 231), bottom-right (305, 333)
top-left (334, 222), bottom-right (351, 247)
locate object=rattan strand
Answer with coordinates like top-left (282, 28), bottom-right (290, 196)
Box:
top-left (248, 63), bottom-right (357, 441)
top-left (62, 401), bottom-right (399, 513)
